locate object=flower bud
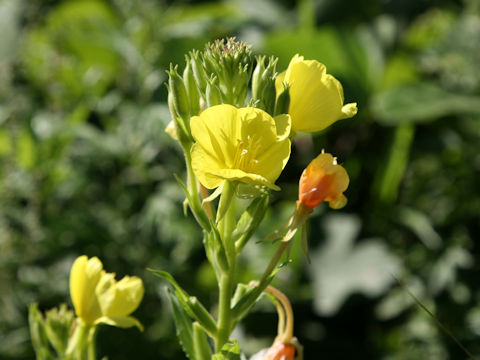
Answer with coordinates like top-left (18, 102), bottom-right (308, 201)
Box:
top-left (252, 56), bottom-right (278, 115)
top-left (274, 82), bottom-right (291, 116)
top-left (167, 64), bottom-right (190, 122)
top-left (206, 76), bottom-right (223, 107)
top-left (189, 50), bottom-right (208, 96)
top-left (183, 57), bottom-right (201, 116)
top-left (275, 54), bottom-right (357, 133)
top-left (201, 38), bottom-right (253, 106)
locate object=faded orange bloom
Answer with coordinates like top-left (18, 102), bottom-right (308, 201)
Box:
top-left (298, 152), bottom-right (349, 210)
top-left (262, 341), bottom-right (296, 360)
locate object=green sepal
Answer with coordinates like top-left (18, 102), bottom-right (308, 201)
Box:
top-left (234, 194), bottom-right (269, 253)
top-left (166, 288), bottom-right (196, 360)
top-left (193, 322), bottom-right (213, 360)
top-left (274, 82), bottom-right (291, 116)
top-left (216, 181), bottom-right (235, 223)
top-left (29, 303), bottom-right (55, 360)
top-left (231, 271), bottom-right (278, 322)
top-left (252, 55), bottom-right (278, 115)
top-left (149, 269), bottom-right (218, 337)
top-left (301, 224), bottom-right (311, 263)
top-left (167, 63), bottom-right (191, 123)
top-left (174, 173), bottom-right (211, 231)
top-left (189, 50), bottom-right (208, 97)
top-left (183, 58), bottom-right (201, 116)
top-left (208, 221), bottom-right (230, 273)
top-left (206, 75), bottom-right (223, 108)
top-left (44, 303), bottom-right (75, 356)
top-left (212, 339), bottom-right (241, 360)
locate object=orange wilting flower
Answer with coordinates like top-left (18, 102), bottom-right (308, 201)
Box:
top-left (298, 151), bottom-right (349, 211)
top-left (274, 151), bottom-right (349, 246)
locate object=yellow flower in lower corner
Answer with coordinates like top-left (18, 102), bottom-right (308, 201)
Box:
top-left (190, 104), bottom-right (291, 190)
top-left (276, 54), bottom-right (357, 133)
top-left (70, 255), bottom-right (144, 330)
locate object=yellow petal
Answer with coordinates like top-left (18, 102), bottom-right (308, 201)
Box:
top-left (191, 143), bottom-right (225, 189)
top-left (208, 168), bottom-right (280, 190)
top-left (102, 276), bottom-right (144, 318)
top-left (165, 120), bottom-right (178, 140)
top-left (327, 193), bottom-right (348, 209)
top-left (95, 272), bottom-right (117, 316)
top-left (341, 102), bottom-right (358, 119)
top-left (95, 315), bottom-right (144, 331)
top-left (70, 256), bottom-right (103, 324)
top-left (190, 104), bottom-right (240, 168)
top-left (274, 114), bottom-right (292, 141)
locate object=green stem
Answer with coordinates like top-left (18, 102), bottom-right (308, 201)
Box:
top-left (216, 268), bottom-right (235, 351)
top-left (87, 327), bottom-right (97, 360)
top-left (258, 242), bottom-right (288, 288)
top-left (215, 182), bottom-right (238, 351)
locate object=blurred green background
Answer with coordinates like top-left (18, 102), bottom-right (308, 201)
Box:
top-left (1, 0), bottom-right (480, 358)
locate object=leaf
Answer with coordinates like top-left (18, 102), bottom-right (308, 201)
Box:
top-left (213, 340), bottom-right (241, 360)
top-left (309, 214), bottom-right (402, 316)
top-left (166, 288), bottom-right (195, 360)
top-left (148, 269), bottom-right (217, 336)
top-left (372, 82), bottom-right (480, 125)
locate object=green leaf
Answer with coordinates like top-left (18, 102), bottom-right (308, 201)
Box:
top-left (372, 82), bottom-right (480, 125)
top-left (166, 288), bottom-right (195, 360)
top-left (149, 269), bottom-right (217, 337)
top-left (233, 194), bottom-right (269, 252)
top-left (213, 339), bottom-right (241, 360)
top-left (193, 322), bottom-right (212, 360)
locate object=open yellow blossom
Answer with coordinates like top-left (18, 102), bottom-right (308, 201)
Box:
top-left (70, 255), bottom-right (144, 330)
top-left (190, 104), bottom-right (291, 190)
top-left (276, 54), bottom-right (357, 133)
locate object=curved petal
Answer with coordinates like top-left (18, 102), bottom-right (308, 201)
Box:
top-left (238, 107), bottom-right (277, 145)
top-left (103, 276), bottom-right (144, 318)
top-left (70, 256), bottom-right (103, 324)
top-left (95, 272), bottom-right (116, 316)
top-left (95, 315), bottom-right (144, 331)
top-left (191, 143), bottom-right (224, 189)
top-left (274, 114), bottom-right (292, 141)
top-left (251, 138), bottom-right (291, 183)
top-left (341, 102), bottom-right (358, 119)
top-left (190, 104), bottom-right (240, 168)
top-left (208, 168), bottom-right (280, 190)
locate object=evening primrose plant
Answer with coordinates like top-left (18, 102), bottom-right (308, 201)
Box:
top-left (156, 38), bottom-right (357, 359)
top-left (28, 38), bottom-right (357, 360)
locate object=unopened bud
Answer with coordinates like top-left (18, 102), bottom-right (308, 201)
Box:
top-left (274, 82), bottom-right (291, 116)
top-left (189, 50), bottom-right (208, 96)
top-left (167, 64), bottom-right (190, 122)
top-left (206, 76), bottom-right (223, 107)
top-left (252, 56), bottom-right (278, 114)
top-left (183, 58), bottom-right (201, 116)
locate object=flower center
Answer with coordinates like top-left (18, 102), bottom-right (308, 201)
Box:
top-left (232, 135), bottom-right (260, 171)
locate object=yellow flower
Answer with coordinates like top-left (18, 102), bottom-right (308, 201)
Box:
top-left (276, 54), bottom-right (357, 133)
top-left (190, 104), bottom-right (291, 190)
top-left (70, 255), bottom-right (144, 330)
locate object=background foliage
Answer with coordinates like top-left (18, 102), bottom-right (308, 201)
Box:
top-left (1, 0), bottom-right (479, 359)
